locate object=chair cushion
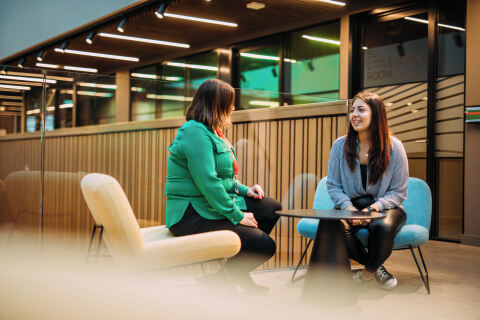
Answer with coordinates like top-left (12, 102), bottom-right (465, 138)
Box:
top-left (297, 218), bottom-right (320, 239)
top-left (354, 225), bottom-right (429, 249)
top-left (298, 219), bottom-right (429, 250)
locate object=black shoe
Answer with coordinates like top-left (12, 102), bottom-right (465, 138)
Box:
top-left (375, 265), bottom-right (398, 289)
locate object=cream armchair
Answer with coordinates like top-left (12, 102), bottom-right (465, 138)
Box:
top-left (80, 173), bottom-right (241, 271)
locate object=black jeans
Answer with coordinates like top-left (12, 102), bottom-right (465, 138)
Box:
top-left (342, 197), bottom-right (406, 273)
top-left (169, 197), bottom-right (281, 275)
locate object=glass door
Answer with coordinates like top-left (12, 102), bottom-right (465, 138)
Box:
top-left (351, 1), bottom-right (466, 241)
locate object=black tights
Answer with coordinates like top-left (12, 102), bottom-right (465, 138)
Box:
top-left (342, 208), bottom-right (406, 272)
top-left (169, 197), bottom-right (281, 275)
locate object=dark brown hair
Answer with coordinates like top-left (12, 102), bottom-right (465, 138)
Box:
top-left (344, 92), bottom-right (391, 185)
top-left (185, 79), bottom-right (235, 129)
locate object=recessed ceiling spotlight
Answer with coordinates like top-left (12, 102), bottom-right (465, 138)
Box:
top-left (59, 41), bottom-right (69, 53)
top-left (155, 2), bottom-right (168, 19)
top-left (37, 49), bottom-right (46, 62)
top-left (246, 2), bottom-right (266, 10)
top-left (86, 31), bottom-right (96, 44)
top-left (117, 18), bottom-right (127, 33)
top-left (17, 57), bottom-right (26, 68)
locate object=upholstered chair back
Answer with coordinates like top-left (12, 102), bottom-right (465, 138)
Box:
top-left (81, 173), bottom-right (144, 266)
top-left (402, 177), bottom-right (432, 230)
top-left (312, 177), bottom-right (334, 210)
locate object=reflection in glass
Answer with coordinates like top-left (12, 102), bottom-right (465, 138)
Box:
top-left (285, 21), bottom-right (340, 104)
top-left (361, 12), bottom-right (428, 159)
top-left (131, 51), bottom-right (218, 121)
top-left (239, 44), bottom-right (280, 110)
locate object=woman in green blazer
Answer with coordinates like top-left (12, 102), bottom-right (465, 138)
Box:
top-left (165, 79), bottom-right (281, 293)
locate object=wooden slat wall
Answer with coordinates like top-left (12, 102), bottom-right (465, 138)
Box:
top-left (0, 107), bottom-right (347, 269)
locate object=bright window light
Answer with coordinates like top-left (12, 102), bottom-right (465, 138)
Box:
top-left (55, 48), bottom-right (139, 62)
top-left (301, 35), bottom-right (341, 45)
top-left (163, 12), bottom-right (237, 27)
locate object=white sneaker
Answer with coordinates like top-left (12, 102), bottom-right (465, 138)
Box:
top-left (375, 265), bottom-right (398, 289)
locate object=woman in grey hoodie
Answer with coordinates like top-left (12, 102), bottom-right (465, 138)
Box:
top-left (327, 92), bottom-right (408, 289)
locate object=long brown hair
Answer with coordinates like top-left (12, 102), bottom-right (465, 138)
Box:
top-left (185, 79), bottom-right (235, 129)
top-left (344, 92), bottom-right (391, 185)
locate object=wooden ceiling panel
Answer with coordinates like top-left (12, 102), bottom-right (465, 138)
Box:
top-left (2, 0), bottom-right (390, 74)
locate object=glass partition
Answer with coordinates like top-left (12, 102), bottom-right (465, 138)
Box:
top-left (0, 66), bottom-right (348, 269)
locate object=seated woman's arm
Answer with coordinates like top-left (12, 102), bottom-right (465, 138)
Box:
top-left (183, 127), bottom-right (244, 225)
top-left (373, 139), bottom-right (409, 211)
top-left (326, 139), bottom-right (354, 210)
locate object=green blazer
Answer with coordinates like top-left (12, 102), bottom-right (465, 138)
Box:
top-left (164, 120), bottom-right (250, 228)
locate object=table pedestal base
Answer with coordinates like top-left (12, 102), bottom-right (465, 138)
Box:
top-left (301, 219), bottom-right (357, 306)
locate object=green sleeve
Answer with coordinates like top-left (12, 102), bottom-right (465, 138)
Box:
top-left (238, 183), bottom-right (250, 197)
top-left (182, 126), bottom-right (244, 224)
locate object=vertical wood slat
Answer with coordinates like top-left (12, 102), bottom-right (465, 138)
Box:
top-left (0, 114), bottom-right (347, 267)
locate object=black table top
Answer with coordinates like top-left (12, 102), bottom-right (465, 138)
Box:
top-left (276, 209), bottom-right (386, 220)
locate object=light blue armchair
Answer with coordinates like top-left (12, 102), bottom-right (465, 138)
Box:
top-left (293, 177), bottom-right (432, 293)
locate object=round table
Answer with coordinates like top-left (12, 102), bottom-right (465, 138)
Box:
top-left (276, 209), bottom-right (386, 306)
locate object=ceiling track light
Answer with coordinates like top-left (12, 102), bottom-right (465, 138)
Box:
top-left (59, 41), bottom-right (69, 53)
top-left (315, 0), bottom-right (346, 6)
top-left (163, 12), bottom-right (238, 27)
top-left (99, 32), bottom-right (190, 48)
top-left (86, 31), bottom-right (96, 44)
top-left (117, 18), bottom-right (127, 33)
top-left (37, 49), bottom-right (46, 62)
top-left (17, 57), bottom-right (26, 68)
top-left (155, 1), bottom-right (169, 19)
top-left (54, 48), bottom-right (139, 62)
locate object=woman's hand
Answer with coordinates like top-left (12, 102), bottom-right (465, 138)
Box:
top-left (247, 184), bottom-right (264, 199)
top-left (239, 212), bottom-right (258, 228)
top-left (345, 205), bottom-right (365, 226)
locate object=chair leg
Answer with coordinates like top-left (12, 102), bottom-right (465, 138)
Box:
top-left (409, 245), bottom-right (430, 294)
top-left (290, 239), bottom-right (312, 283)
top-left (85, 224), bottom-right (104, 263)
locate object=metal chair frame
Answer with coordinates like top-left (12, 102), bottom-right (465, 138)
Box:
top-left (290, 239), bottom-right (430, 294)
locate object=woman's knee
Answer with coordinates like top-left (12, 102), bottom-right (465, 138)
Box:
top-left (253, 233), bottom-right (277, 258)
